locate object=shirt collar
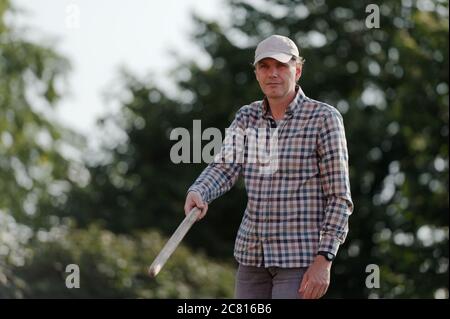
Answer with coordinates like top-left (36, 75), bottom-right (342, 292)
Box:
top-left (262, 85), bottom-right (306, 120)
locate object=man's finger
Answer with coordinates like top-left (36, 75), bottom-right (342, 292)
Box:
top-left (305, 282), bottom-right (319, 299)
top-left (302, 286), bottom-right (313, 299)
top-left (196, 203), bottom-right (205, 209)
top-left (193, 196), bottom-right (205, 208)
top-left (298, 273), bottom-right (309, 296)
top-left (318, 284), bottom-right (329, 299)
top-left (300, 282), bottom-right (311, 299)
top-left (185, 202), bottom-right (197, 214)
top-left (197, 204), bottom-right (208, 220)
top-left (310, 284), bottom-right (321, 299)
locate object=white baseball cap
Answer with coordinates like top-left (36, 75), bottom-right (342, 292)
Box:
top-left (254, 35), bottom-right (300, 65)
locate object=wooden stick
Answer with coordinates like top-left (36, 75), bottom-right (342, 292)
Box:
top-left (148, 207), bottom-right (202, 277)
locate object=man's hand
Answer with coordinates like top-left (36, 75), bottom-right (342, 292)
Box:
top-left (298, 255), bottom-right (332, 299)
top-left (184, 191), bottom-right (208, 221)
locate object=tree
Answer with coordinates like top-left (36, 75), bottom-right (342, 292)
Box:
top-left (0, 0), bottom-right (85, 227)
top-left (0, 0), bottom-right (85, 295)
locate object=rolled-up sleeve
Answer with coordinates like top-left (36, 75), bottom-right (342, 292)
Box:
top-left (317, 111), bottom-right (354, 256)
top-left (188, 108), bottom-right (247, 204)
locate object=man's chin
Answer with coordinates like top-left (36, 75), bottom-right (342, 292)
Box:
top-left (263, 87), bottom-right (280, 96)
top-left (265, 92), bottom-right (283, 99)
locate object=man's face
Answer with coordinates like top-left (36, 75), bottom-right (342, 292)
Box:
top-left (254, 58), bottom-right (302, 100)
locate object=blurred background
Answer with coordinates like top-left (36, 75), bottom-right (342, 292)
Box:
top-left (0, 0), bottom-right (448, 298)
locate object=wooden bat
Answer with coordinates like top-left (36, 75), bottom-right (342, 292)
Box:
top-left (148, 207), bottom-right (202, 277)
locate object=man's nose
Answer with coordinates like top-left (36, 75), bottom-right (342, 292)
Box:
top-left (268, 67), bottom-right (278, 77)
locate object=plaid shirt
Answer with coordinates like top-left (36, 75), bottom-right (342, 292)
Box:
top-left (188, 86), bottom-right (353, 268)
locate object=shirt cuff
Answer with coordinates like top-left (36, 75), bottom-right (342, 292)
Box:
top-left (318, 235), bottom-right (341, 256)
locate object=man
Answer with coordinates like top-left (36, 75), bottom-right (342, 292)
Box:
top-left (184, 35), bottom-right (353, 299)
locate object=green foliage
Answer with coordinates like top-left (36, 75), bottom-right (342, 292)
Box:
top-left (0, 0), bottom-right (89, 298)
top-left (0, 0), bottom-right (85, 228)
top-left (1, 223), bottom-right (235, 298)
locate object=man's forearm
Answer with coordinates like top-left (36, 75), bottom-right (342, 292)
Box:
top-left (188, 162), bottom-right (241, 204)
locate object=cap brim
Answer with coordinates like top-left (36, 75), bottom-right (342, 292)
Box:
top-left (253, 52), bottom-right (292, 65)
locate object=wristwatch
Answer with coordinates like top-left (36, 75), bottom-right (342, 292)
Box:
top-left (317, 251), bottom-right (335, 261)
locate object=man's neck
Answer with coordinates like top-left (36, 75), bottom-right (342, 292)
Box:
top-left (267, 90), bottom-right (297, 120)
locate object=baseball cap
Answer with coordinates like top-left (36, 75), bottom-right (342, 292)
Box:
top-left (254, 35), bottom-right (300, 65)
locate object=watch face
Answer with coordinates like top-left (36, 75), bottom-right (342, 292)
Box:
top-left (326, 253), bottom-right (334, 260)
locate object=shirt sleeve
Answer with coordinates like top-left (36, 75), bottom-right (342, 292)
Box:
top-left (187, 108), bottom-right (247, 204)
top-left (317, 110), bottom-right (354, 256)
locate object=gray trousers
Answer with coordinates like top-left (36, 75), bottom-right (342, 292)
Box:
top-left (234, 264), bottom-right (308, 299)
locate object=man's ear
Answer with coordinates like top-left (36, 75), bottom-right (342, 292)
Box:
top-left (295, 64), bottom-right (302, 81)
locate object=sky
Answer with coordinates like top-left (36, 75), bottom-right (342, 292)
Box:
top-left (12, 0), bottom-right (224, 140)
